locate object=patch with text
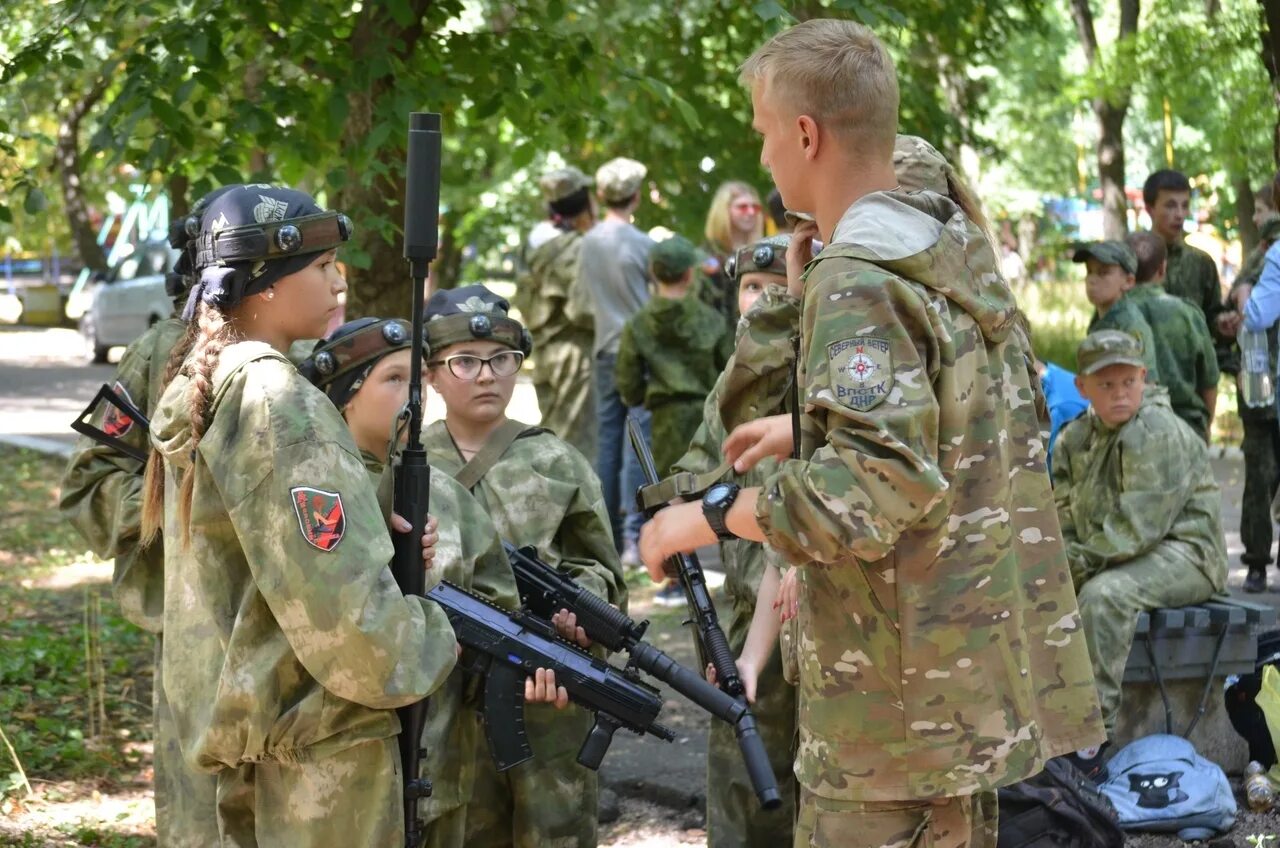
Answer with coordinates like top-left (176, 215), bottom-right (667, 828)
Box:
top-left (827, 336), bottom-right (893, 411)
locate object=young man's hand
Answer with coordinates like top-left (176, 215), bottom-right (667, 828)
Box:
top-left (391, 512), bottom-right (440, 570)
top-left (723, 414), bottom-right (793, 474)
top-left (786, 219), bottom-right (821, 298)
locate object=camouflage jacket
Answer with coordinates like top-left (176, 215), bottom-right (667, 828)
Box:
top-left (520, 228), bottom-right (594, 352)
top-left (424, 419), bottom-right (625, 763)
top-left (1165, 238), bottom-right (1224, 331)
top-left (149, 341), bottom-right (459, 772)
top-left (360, 449), bottom-right (519, 815)
top-left (1125, 283), bottom-right (1220, 437)
top-left (718, 284), bottom-right (800, 432)
top-left (59, 318), bottom-right (186, 634)
top-left (1087, 296), bottom-right (1162, 384)
top-left (616, 293), bottom-right (734, 410)
top-left (1051, 386), bottom-right (1228, 591)
top-left (756, 190), bottom-right (1103, 802)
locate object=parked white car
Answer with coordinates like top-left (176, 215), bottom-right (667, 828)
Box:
top-left (79, 242), bottom-right (177, 363)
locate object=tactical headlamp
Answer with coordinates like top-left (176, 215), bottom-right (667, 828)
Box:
top-left (198, 211), bottom-right (354, 268)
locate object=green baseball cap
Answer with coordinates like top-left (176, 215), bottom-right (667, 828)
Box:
top-left (649, 235), bottom-right (699, 282)
top-left (1076, 330), bottom-right (1146, 376)
top-left (1072, 240), bottom-right (1137, 275)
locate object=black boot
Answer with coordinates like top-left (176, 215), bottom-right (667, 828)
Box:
top-left (1246, 566), bottom-right (1268, 594)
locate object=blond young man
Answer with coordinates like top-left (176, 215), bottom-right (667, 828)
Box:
top-left (637, 20), bottom-right (1102, 847)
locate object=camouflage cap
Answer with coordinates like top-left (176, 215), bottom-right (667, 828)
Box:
top-left (595, 157), bottom-right (647, 204)
top-left (1072, 240), bottom-right (1138, 276)
top-left (893, 134), bottom-right (949, 195)
top-left (1260, 213), bottom-right (1280, 244)
top-left (539, 167), bottom-right (592, 203)
top-left (299, 317), bottom-right (412, 407)
top-left (1077, 329), bottom-right (1146, 375)
top-left (726, 235), bottom-right (791, 280)
top-left (423, 284), bottom-right (532, 356)
top-left (649, 235), bottom-right (700, 282)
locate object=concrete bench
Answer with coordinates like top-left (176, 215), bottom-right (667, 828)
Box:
top-left (1115, 596), bottom-right (1276, 773)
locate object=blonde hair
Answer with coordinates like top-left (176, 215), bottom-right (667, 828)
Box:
top-left (140, 302), bottom-right (236, 547)
top-left (703, 181), bottom-right (764, 254)
top-left (739, 19), bottom-right (899, 155)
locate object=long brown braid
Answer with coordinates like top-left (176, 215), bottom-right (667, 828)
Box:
top-left (139, 302), bottom-right (236, 546)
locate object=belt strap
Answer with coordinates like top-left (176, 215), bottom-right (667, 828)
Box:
top-left (453, 418), bottom-right (530, 490)
top-left (636, 457), bottom-right (736, 512)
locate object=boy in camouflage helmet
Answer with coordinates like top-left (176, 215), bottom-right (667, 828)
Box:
top-left (141, 185), bottom-right (462, 845)
top-left (301, 316), bottom-right (536, 848)
top-left (670, 234), bottom-right (799, 846)
top-left (1077, 240), bottom-right (1162, 383)
top-left (58, 185), bottom-right (243, 847)
top-left (1053, 330), bottom-right (1226, 764)
top-left (421, 284), bottom-right (626, 848)
top-left (640, 20), bottom-right (1103, 846)
top-left (517, 165), bottom-right (598, 461)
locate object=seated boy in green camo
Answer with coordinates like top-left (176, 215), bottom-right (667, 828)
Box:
top-left (671, 235), bottom-right (798, 848)
top-left (1078, 240), bottom-right (1162, 383)
top-left (1053, 330), bottom-right (1227, 774)
top-left (615, 234), bottom-right (735, 478)
top-left (420, 285), bottom-right (627, 848)
top-left (1123, 231), bottom-right (1220, 440)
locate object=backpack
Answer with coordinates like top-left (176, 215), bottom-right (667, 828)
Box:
top-left (1099, 734), bottom-right (1237, 841)
top-left (997, 758), bottom-right (1125, 848)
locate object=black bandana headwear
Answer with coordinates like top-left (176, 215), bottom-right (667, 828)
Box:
top-left (300, 317), bottom-right (412, 409)
top-left (423, 284), bottom-right (532, 357)
top-left (165, 184), bottom-right (245, 302)
top-left (183, 185), bottom-right (351, 321)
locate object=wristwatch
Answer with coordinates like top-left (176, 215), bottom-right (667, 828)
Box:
top-left (701, 482), bottom-right (742, 541)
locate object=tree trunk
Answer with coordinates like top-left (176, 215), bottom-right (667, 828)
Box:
top-left (167, 173), bottom-right (190, 217)
top-left (1237, 174), bottom-right (1260, 256)
top-left (56, 74), bottom-right (111, 272)
top-left (1096, 99), bottom-right (1129, 239)
top-left (1259, 0), bottom-right (1280, 165)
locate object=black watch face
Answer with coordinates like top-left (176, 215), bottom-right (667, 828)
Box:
top-left (706, 483), bottom-right (735, 508)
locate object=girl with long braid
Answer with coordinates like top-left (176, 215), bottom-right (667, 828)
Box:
top-left (138, 185), bottom-right (460, 845)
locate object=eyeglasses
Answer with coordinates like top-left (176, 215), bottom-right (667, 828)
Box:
top-left (428, 350), bottom-right (525, 381)
top-left (731, 202), bottom-right (763, 213)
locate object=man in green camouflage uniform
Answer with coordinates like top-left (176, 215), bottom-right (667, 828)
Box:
top-left (518, 166), bottom-right (598, 461)
top-left (640, 22), bottom-right (1104, 842)
top-left (671, 240), bottom-right (799, 847)
top-left (1123, 232), bottom-right (1220, 440)
top-left (1077, 240), bottom-right (1162, 382)
top-left (1053, 331), bottom-right (1226, 737)
top-left (1232, 212), bottom-right (1280, 591)
top-left (421, 285), bottom-right (625, 848)
top-left (616, 235), bottom-right (734, 476)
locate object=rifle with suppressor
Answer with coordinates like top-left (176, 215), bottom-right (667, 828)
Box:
top-left (391, 110), bottom-right (442, 848)
top-left (626, 417), bottom-right (782, 810)
top-left (426, 579), bottom-right (674, 771)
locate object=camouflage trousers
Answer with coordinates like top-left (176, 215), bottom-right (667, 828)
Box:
top-left (534, 339), bottom-right (597, 465)
top-left (463, 704), bottom-right (598, 848)
top-left (1076, 544), bottom-right (1216, 734)
top-left (215, 736), bottom-right (402, 847)
top-left (152, 636), bottom-right (220, 847)
top-left (793, 788), bottom-right (997, 848)
top-left (706, 603), bottom-right (798, 848)
top-left (651, 400), bottom-right (707, 478)
top-left (1240, 416), bottom-right (1280, 566)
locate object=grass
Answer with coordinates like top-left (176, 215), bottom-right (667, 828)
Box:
top-left (1017, 279), bottom-right (1243, 448)
top-left (0, 446), bottom-right (155, 847)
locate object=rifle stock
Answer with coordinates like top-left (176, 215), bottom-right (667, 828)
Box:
top-left (626, 417), bottom-right (782, 811)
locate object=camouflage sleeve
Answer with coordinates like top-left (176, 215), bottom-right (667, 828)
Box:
top-left (231, 439), bottom-right (458, 709)
top-left (756, 269), bottom-right (948, 565)
top-left (719, 284), bottom-right (799, 431)
top-left (1068, 423), bottom-right (1197, 570)
top-left (614, 320), bottom-right (645, 409)
top-left (1191, 310), bottom-right (1220, 392)
top-left (551, 449), bottom-right (629, 610)
top-left (1049, 426), bottom-right (1082, 546)
top-left (672, 393), bottom-right (722, 477)
top-left (452, 491), bottom-right (520, 611)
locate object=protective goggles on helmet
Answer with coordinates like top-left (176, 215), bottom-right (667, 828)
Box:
top-left (197, 211), bottom-right (354, 268)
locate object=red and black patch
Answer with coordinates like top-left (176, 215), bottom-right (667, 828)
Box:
top-left (102, 381), bottom-right (136, 438)
top-left (289, 486), bottom-right (346, 552)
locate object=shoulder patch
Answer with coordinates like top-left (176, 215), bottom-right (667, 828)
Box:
top-left (828, 337), bottom-right (893, 411)
top-left (290, 486), bottom-right (346, 552)
top-left (102, 381), bottom-right (136, 438)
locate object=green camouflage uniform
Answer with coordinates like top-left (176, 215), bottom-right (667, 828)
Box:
top-left (58, 318), bottom-right (221, 847)
top-left (1164, 238), bottom-right (1225, 355)
top-left (750, 190), bottom-right (1103, 842)
top-left (521, 229), bottom-right (597, 462)
top-left (149, 340), bottom-right (462, 847)
top-left (1231, 216), bottom-right (1280, 571)
top-left (423, 419), bottom-right (625, 848)
top-left (1125, 282), bottom-right (1220, 439)
top-left (1052, 385), bottom-right (1227, 733)
top-left (1088, 297), bottom-right (1162, 384)
top-left (673, 371), bottom-right (798, 847)
top-left (615, 294), bottom-right (734, 475)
